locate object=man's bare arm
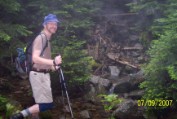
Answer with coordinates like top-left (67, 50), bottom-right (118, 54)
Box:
top-left (32, 49), bottom-right (53, 66)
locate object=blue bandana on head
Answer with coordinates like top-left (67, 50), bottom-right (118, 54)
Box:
top-left (43, 14), bottom-right (60, 26)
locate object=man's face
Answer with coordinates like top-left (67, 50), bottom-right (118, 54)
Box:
top-left (45, 22), bottom-right (58, 34)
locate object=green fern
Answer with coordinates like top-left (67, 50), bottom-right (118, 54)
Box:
top-left (98, 94), bottom-right (123, 111)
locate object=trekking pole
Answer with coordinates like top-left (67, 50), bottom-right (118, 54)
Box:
top-left (58, 67), bottom-right (74, 119)
top-left (59, 70), bottom-right (67, 119)
top-left (59, 71), bottom-right (65, 106)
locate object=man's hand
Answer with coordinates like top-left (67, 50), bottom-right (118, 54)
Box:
top-left (52, 55), bottom-right (62, 71)
top-left (54, 55), bottom-right (62, 66)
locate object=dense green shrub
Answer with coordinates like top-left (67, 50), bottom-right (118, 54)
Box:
top-left (0, 95), bottom-right (21, 118)
top-left (129, 0), bottom-right (177, 117)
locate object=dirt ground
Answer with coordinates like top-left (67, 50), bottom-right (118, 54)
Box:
top-left (1, 77), bottom-right (108, 119)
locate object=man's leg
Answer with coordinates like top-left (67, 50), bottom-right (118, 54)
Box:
top-left (10, 103), bottom-right (54, 119)
top-left (10, 104), bottom-right (40, 119)
top-left (10, 72), bottom-right (53, 119)
top-left (28, 104), bottom-right (40, 113)
top-left (31, 113), bottom-right (40, 119)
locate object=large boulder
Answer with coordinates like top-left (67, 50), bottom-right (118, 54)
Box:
top-left (113, 99), bottom-right (145, 119)
top-left (123, 90), bottom-right (144, 99)
top-left (108, 66), bottom-right (120, 79)
top-left (89, 75), bottom-right (112, 92)
top-left (113, 70), bottom-right (144, 95)
top-left (84, 75), bottom-right (111, 102)
top-left (114, 82), bottom-right (132, 94)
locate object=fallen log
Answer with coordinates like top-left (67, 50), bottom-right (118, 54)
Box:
top-left (122, 46), bottom-right (143, 50)
top-left (107, 53), bottom-right (140, 69)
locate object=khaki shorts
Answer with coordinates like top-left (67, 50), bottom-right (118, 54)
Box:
top-left (29, 71), bottom-right (53, 103)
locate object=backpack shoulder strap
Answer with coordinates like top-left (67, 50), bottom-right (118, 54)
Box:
top-left (39, 33), bottom-right (48, 56)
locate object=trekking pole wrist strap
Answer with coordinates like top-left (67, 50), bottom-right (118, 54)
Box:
top-left (53, 59), bottom-right (57, 66)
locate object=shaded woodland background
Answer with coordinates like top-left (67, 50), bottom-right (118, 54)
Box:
top-left (1, 0), bottom-right (177, 119)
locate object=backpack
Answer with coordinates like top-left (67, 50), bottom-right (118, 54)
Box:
top-left (15, 33), bottom-right (48, 74)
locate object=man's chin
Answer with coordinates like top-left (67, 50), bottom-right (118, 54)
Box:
top-left (50, 30), bottom-right (57, 34)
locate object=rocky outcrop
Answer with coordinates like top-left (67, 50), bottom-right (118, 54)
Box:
top-left (112, 99), bottom-right (145, 119)
top-left (113, 70), bottom-right (144, 98)
top-left (85, 73), bottom-right (145, 119)
top-left (86, 0), bottom-right (148, 119)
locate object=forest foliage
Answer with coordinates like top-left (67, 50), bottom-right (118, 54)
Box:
top-left (129, 0), bottom-right (177, 115)
top-left (1, 0), bottom-right (177, 117)
top-left (0, 0), bottom-right (102, 84)
top-left (0, 1), bottom-right (102, 116)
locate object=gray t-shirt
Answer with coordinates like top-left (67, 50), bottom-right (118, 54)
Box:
top-left (32, 33), bottom-right (52, 70)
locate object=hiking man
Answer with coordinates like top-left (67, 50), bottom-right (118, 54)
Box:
top-left (10, 13), bottom-right (62, 119)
